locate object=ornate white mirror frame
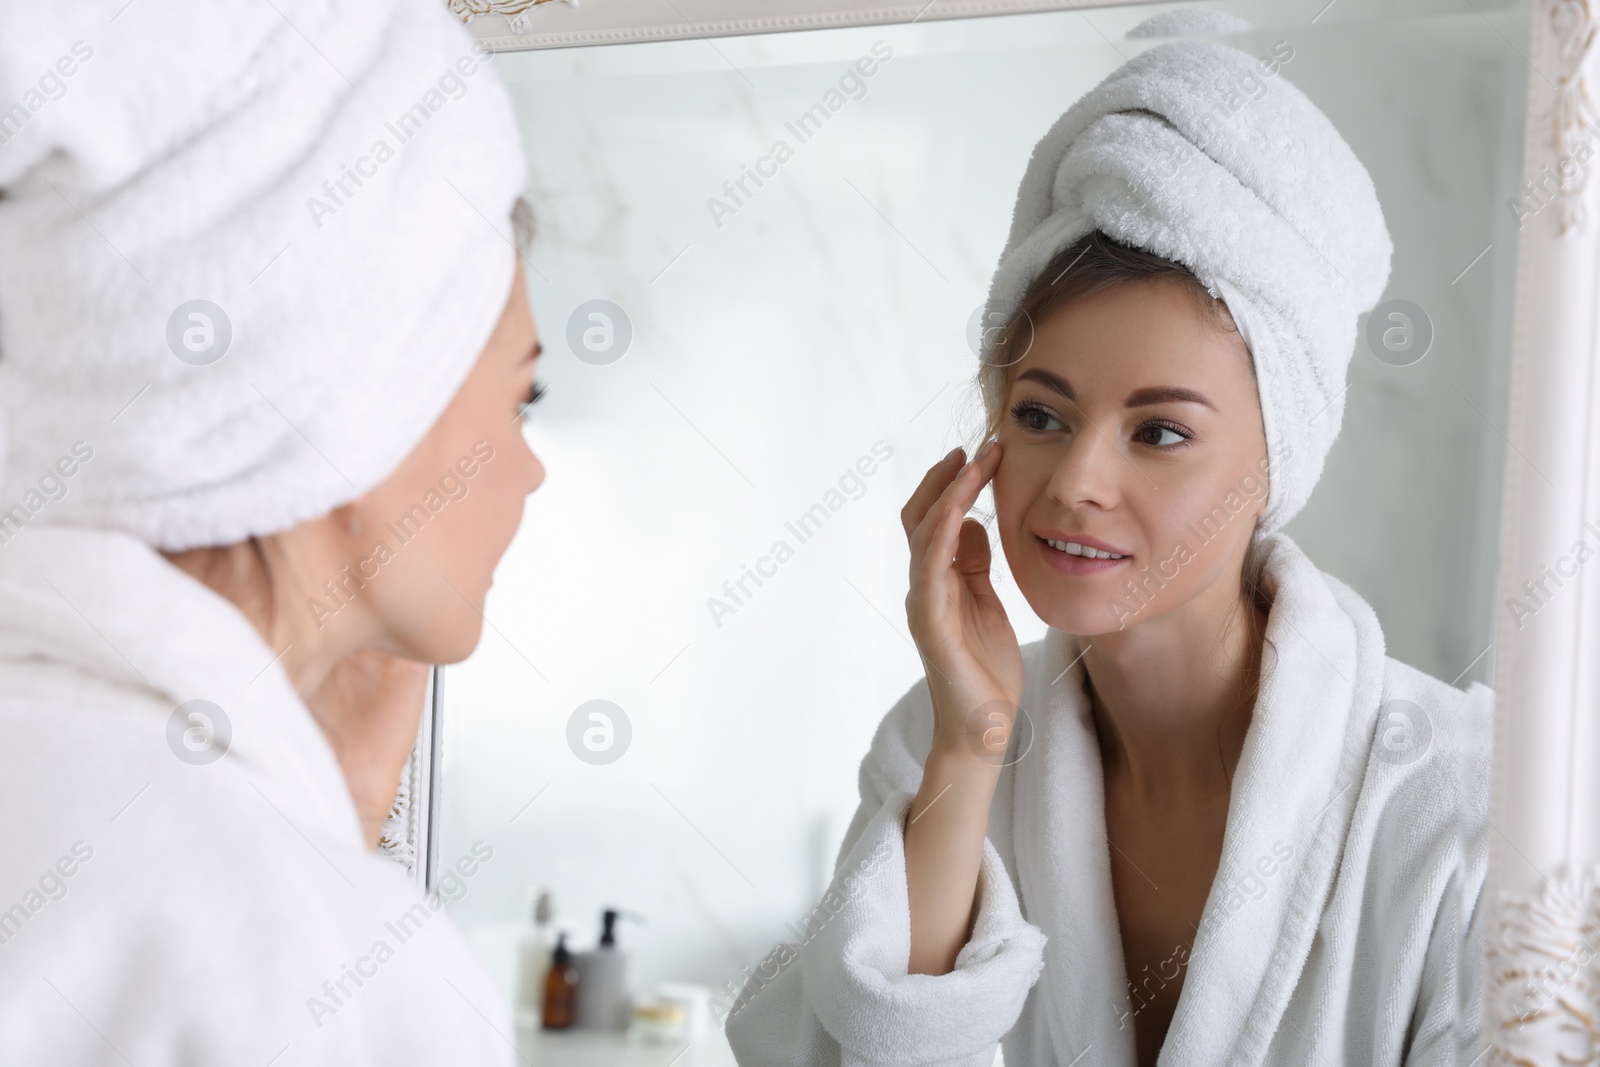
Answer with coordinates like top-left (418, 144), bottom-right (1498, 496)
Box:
top-left (1482, 2), bottom-right (1600, 1059)
top-left (380, 1), bottom-right (1600, 1061)
top-left (443, 0), bottom-right (1169, 50)
top-left (378, 666), bottom-right (443, 890)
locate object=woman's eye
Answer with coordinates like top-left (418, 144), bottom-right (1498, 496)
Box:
top-left (519, 379), bottom-right (547, 422)
top-left (1138, 421), bottom-right (1189, 448)
top-left (1009, 401), bottom-right (1062, 433)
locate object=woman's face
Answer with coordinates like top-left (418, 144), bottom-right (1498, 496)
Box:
top-left (992, 278), bottom-right (1270, 636)
top-left (332, 257), bottom-right (545, 663)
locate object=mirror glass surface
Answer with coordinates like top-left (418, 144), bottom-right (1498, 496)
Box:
top-left (437, 0), bottom-right (1526, 1032)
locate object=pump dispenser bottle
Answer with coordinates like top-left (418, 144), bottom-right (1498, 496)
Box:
top-left (572, 908), bottom-right (631, 1031)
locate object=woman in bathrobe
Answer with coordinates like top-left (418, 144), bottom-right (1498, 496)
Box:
top-left (0, 1), bottom-right (543, 1063)
top-left (724, 41), bottom-right (1493, 1067)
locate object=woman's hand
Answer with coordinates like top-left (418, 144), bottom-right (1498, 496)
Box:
top-left (900, 441), bottom-right (1025, 976)
top-left (901, 440), bottom-right (1024, 757)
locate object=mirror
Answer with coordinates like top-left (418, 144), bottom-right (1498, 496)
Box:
top-left (429, 0), bottom-right (1527, 1060)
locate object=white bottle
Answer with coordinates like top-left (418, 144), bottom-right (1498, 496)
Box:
top-left (572, 908), bottom-right (632, 1030)
top-left (514, 889), bottom-right (554, 1026)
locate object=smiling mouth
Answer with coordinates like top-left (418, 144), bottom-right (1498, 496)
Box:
top-left (1042, 537), bottom-right (1128, 560)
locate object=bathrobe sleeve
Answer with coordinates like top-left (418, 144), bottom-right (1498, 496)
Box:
top-left (724, 679), bottom-right (1048, 1066)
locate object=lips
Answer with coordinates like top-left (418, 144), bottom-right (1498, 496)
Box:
top-left (1034, 530), bottom-right (1130, 559)
top-left (1036, 535), bottom-right (1130, 576)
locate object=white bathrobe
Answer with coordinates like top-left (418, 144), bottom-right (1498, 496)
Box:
top-left (0, 525), bottom-right (512, 1066)
top-left (725, 531), bottom-right (1493, 1066)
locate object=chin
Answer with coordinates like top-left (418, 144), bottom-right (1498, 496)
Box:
top-left (1015, 566), bottom-right (1139, 636)
top-left (437, 617), bottom-right (487, 665)
top-left (399, 609), bottom-right (485, 666)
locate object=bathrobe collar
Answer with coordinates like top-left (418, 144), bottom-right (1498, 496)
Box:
top-left (1010, 530), bottom-right (1387, 1065)
top-left (0, 524), bottom-right (363, 845)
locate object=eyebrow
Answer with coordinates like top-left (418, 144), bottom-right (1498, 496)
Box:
top-left (1013, 368), bottom-right (1218, 413)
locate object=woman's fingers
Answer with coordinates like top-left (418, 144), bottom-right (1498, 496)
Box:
top-left (912, 456), bottom-right (992, 585)
top-left (912, 441), bottom-right (1001, 573)
top-left (954, 517), bottom-right (993, 583)
top-left (901, 446), bottom-right (965, 539)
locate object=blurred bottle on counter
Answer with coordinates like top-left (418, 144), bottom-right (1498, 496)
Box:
top-left (541, 932), bottom-right (579, 1030)
top-left (572, 907), bottom-right (634, 1031)
top-left (513, 888), bottom-right (554, 1026)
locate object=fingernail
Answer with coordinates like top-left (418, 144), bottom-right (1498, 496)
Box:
top-left (945, 446), bottom-right (964, 463)
top-left (977, 439), bottom-right (997, 462)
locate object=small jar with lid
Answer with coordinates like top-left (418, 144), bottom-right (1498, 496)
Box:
top-left (627, 999), bottom-right (687, 1045)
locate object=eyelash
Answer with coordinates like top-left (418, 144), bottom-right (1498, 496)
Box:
top-left (520, 379), bottom-right (547, 421)
top-left (1007, 400), bottom-right (1194, 449)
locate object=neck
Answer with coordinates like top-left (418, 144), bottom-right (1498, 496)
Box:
top-left (1080, 573), bottom-right (1267, 804)
top-left (162, 525), bottom-right (369, 694)
top-left (162, 527), bottom-right (424, 847)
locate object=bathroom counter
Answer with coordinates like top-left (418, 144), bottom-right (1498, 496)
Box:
top-left (515, 1022), bottom-right (738, 1066)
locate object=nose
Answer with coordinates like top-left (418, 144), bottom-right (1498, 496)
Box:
top-left (524, 447), bottom-right (546, 497)
top-left (1043, 417), bottom-right (1123, 512)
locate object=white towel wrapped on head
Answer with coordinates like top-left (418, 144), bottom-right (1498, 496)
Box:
top-left (980, 38), bottom-right (1393, 534)
top-left (0, 0), bottom-right (527, 552)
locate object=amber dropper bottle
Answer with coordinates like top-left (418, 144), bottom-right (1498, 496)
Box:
top-left (542, 932), bottom-right (579, 1029)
